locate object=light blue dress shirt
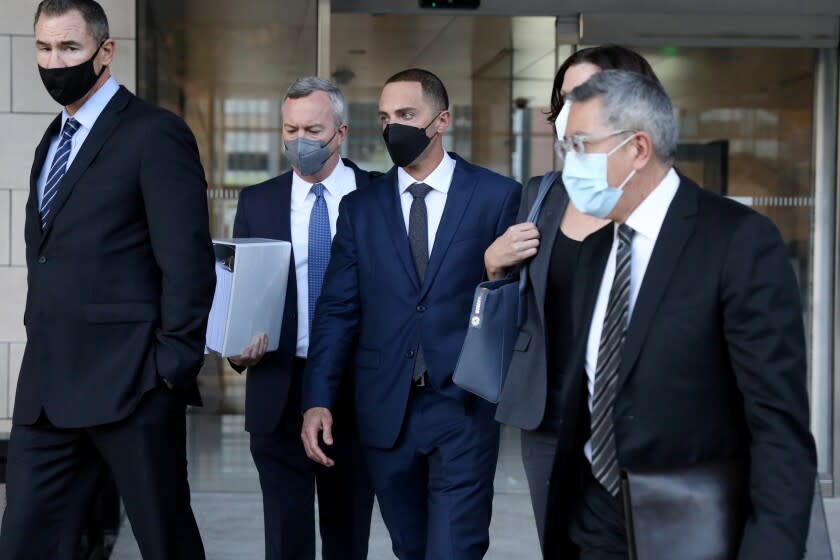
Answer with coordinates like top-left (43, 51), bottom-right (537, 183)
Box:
top-left (36, 76), bottom-right (120, 207)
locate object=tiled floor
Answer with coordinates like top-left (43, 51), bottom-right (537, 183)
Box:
top-left (111, 491), bottom-right (539, 559)
top-left (111, 410), bottom-right (540, 559)
top-left (7, 373), bottom-right (840, 558)
top-left (110, 373), bottom-right (541, 558)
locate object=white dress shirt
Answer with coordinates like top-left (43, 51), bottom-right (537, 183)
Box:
top-left (397, 152), bottom-right (456, 254)
top-left (291, 159), bottom-right (357, 358)
top-left (36, 77), bottom-right (120, 207)
top-left (583, 167), bottom-right (681, 462)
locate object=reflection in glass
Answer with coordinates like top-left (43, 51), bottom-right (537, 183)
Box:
top-left (641, 47), bottom-right (815, 338)
top-left (138, 0), bottom-right (317, 239)
top-left (330, 14), bottom-right (557, 181)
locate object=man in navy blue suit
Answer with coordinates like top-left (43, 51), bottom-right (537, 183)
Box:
top-left (302, 68), bottom-right (521, 559)
top-left (229, 77), bottom-right (374, 560)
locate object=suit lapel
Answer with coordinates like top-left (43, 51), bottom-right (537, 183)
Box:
top-left (617, 179), bottom-right (698, 387)
top-left (40, 87), bottom-right (131, 247)
top-left (276, 173), bottom-right (298, 343)
top-left (567, 223), bottom-right (613, 382)
top-left (420, 159), bottom-right (478, 300)
top-left (30, 115), bottom-right (61, 194)
top-left (572, 224), bottom-right (614, 339)
top-left (345, 158), bottom-right (378, 190)
top-left (529, 181), bottom-right (568, 328)
top-left (28, 115), bottom-right (62, 248)
top-left (274, 173), bottom-right (293, 242)
top-left (376, 168), bottom-right (420, 290)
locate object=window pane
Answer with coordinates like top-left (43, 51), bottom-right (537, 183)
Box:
top-left (642, 47), bottom-right (815, 340)
top-left (138, 0), bottom-right (317, 238)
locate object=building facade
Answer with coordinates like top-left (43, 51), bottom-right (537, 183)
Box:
top-left (1, 0), bottom-right (839, 493)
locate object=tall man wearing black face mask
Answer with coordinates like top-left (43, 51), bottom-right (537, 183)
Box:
top-left (0, 1), bottom-right (215, 558)
top-left (301, 68), bottom-right (521, 560)
top-left (229, 77), bottom-right (375, 560)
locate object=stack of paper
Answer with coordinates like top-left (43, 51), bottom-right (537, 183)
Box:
top-left (206, 261), bottom-right (234, 352)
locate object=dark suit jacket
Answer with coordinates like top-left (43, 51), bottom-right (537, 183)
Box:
top-left (15, 86), bottom-right (216, 428)
top-left (546, 174), bottom-right (817, 559)
top-left (231, 159), bottom-right (380, 434)
top-left (495, 173), bottom-right (573, 430)
top-left (302, 153), bottom-right (521, 449)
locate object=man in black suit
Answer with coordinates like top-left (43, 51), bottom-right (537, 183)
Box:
top-left (229, 77), bottom-right (375, 560)
top-left (0, 1), bottom-right (215, 558)
top-left (546, 69), bottom-right (816, 559)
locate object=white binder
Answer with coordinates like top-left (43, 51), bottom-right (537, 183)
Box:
top-left (205, 238), bottom-right (292, 357)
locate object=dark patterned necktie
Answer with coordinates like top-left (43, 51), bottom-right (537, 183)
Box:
top-left (308, 183), bottom-right (330, 335)
top-left (591, 223), bottom-right (634, 496)
top-left (40, 117), bottom-right (81, 230)
top-left (407, 182), bottom-right (432, 382)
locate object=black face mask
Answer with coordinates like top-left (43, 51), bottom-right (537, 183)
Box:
top-left (38, 42), bottom-right (107, 106)
top-left (382, 112), bottom-right (442, 167)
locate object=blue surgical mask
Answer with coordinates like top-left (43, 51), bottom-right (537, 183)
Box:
top-left (284, 132), bottom-right (337, 176)
top-left (561, 134), bottom-right (637, 219)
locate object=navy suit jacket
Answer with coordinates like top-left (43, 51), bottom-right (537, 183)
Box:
top-left (302, 153), bottom-right (521, 449)
top-left (232, 159), bottom-right (380, 434)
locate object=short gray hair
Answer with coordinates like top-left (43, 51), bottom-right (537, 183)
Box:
top-left (35, 0), bottom-right (110, 45)
top-left (284, 77), bottom-right (346, 129)
top-left (567, 69), bottom-right (678, 162)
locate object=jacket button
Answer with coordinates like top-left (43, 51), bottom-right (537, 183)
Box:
top-left (406, 350), bottom-right (415, 358)
top-left (416, 305), bottom-right (426, 312)
top-left (37, 256), bottom-right (47, 264)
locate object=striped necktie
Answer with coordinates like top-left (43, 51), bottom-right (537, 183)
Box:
top-left (40, 117), bottom-right (81, 230)
top-left (308, 183), bottom-right (330, 334)
top-left (590, 223), bottom-right (634, 496)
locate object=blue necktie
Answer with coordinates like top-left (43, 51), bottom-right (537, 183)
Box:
top-left (40, 117), bottom-right (81, 230)
top-left (308, 183), bottom-right (331, 334)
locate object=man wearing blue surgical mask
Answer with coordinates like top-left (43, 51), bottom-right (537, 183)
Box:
top-left (554, 70), bottom-right (815, 559)
top-left (229, 77), bottom-right (375, 560)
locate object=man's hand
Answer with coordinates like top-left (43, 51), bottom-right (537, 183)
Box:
top-left (229, 333), bottom-right (269, 368)
top-left (301, 407), bottom-right (335, 467)
top-left (484, 222), bottom-right (540, 280)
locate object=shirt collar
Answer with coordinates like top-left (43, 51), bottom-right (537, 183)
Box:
top-left (398, 151), bottom-right (456, 195)
top-left (623, 167), bottom-right (680, 241)
top-left (62, 76), bottom-right (120, 132)
top-left (292, 157), bottom-right (352, 199)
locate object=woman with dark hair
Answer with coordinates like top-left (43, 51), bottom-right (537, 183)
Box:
top-left (485, 45), bottom-right (660, 555)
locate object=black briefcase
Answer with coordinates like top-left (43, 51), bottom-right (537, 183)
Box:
top-left (622, 461), bottom-right (747, 560)
top-left (622, 462), bottom-right (832, 560)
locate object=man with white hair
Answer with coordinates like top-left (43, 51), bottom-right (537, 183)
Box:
top-left (547, 69), bottom-right (816, 559)
top-left (229, 76), bottom-right (375, 560)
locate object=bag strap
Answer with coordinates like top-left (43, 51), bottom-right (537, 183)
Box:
top-left (517, 171), bottom-right (561, 325)
top-left (525, 171), bottom-right (560, 225)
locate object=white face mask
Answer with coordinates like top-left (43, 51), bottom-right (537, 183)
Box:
top-left (561, 133), bottom-right (637, 219)
top-left (555, 100), bottom-right (572, 143)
